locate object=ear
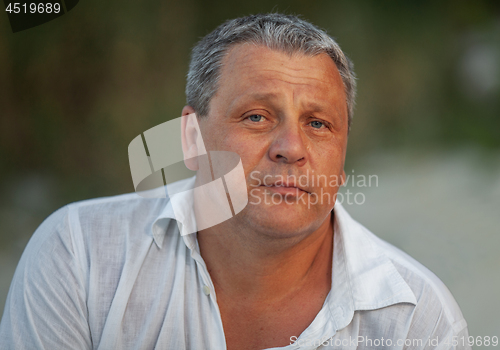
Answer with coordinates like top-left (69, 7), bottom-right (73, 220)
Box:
top-left (181, 106), bottom-right (204, 171)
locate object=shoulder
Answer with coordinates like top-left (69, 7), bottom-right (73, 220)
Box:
top-left (16, 188), bottom-right (173, 280)
top-left (67, 190), bottom-right (166, 226)
top-left (336, 202), bottom-right (469, 343)
top-left (68, 189), bottom-right (171, 243)
top-left (27, 176), bottom-right (198, 258)
top-left (64, 176), bottom-right (195, 233)
top-left (363, 225), bottom-right (469, 339)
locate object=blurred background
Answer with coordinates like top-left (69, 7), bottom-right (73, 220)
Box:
top-left (1, 0), bottom-right (499, 346)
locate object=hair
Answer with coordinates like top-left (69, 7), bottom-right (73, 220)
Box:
top-left (186, 13), bottom-right (357, 130)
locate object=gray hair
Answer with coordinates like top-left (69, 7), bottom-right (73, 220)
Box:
top-left (186, 13), bottom-right (357, 130)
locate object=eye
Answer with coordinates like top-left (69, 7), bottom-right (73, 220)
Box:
top-left (310, 120), bottom-right (324, 129)
top-left (248, 114), bottom-right (265, 122)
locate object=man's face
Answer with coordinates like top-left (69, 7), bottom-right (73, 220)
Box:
top-left (196, 43), bottom-right (348, 238)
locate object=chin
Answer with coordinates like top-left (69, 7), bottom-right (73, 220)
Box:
top-left (239, 197), bottom-right (323, 238)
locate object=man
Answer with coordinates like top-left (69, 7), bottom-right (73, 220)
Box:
top-left (0, 14), bottom-right (469, 349)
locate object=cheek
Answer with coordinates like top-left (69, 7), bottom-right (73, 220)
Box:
top-left (199, 118), bottom-right (233, 150)
top-left (224, 133), bottom-right (269, 167)
top-left (314, 143), bottom-right (344, 168)
top-left (311, 145), bottom-right (345, 188)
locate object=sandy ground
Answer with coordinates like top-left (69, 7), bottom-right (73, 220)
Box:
top-left (1, 149), bottom-right (499, 346)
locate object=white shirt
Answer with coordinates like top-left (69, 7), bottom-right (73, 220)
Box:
top-left (0, 176), bottom-right (470, 349)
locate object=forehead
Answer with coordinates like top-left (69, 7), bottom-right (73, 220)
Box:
top-left (214, 43), bottom-right (347, 115)
top-left (221, 43), bottom-right (339, 77)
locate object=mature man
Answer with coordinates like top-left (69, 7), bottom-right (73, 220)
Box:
top-left (1, 14), bottom-right (469, 350)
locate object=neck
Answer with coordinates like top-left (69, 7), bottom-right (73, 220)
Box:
top-left (197, 212), bottom-right (334, 303)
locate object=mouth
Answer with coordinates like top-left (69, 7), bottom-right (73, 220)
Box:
top-left (260, 182), bottom-right (310, 196)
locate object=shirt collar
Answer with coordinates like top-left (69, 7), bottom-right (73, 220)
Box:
top-left (327, 202), bottom-right (417, 331)
top-left (151, 177), bottom-right (417, 331)
top-left (151, 176), bottom-right (198, 250)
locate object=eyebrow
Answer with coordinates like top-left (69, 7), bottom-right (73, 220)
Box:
top-left (225, 92), bottom-right (279, 115)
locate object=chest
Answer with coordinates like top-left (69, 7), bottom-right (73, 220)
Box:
top-left (218, 289), bottom-right (329, 350)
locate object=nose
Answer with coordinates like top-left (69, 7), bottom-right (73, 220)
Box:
top-left (268, 122), bottom-right (308, 166)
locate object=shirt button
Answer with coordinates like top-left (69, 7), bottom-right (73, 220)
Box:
top-left (203, 285), bottom-right (211, 296)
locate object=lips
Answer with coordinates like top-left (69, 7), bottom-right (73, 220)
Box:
top-left (261, 181), bottom-right (310, 195)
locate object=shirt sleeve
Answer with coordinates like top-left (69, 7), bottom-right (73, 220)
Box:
top-left (0, 205), bottom-right (92, 350)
